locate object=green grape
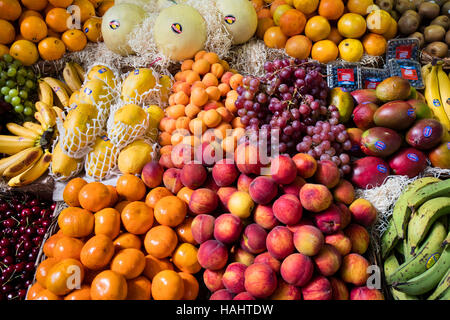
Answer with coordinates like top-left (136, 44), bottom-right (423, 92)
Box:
top-left (12, 60), bottom-right (22, 68)
top-left (7, 68), bottom-right (16, 77)
top-left (0, 61), bottom-right (5, 69)
top-left (3, 54), bottom-right (13, 64)
top-left (17, 75), bottom-right (26, 86)
top-left (4, 95), bottom-right (11, 103)
top-left (25, 80), bottom-right (34, 89)
top-left (24, 100), bottom-right (33, 108)
top-left (0, 71), bottom-right (7, 80)
top-left (14, 105), bottom-right (24, 113)
top-left (1, 86), bottom-right (9, 95)
top-left (17, 68), bottom-right (27, 77)
top-left (27, 70), bottom-right (35, 79)
top-left (11, 96), bottom-right (21, 106)
top-left (8, 88), bottom-right (18, 97)
top-left (0, 78), bottom-right (5, 86)
top-left (6, 80), bottom-right (16, 88)
top-left (23, 106), bottom-right (33, 116)
top-left (19, 90), bottom-right (28, 99)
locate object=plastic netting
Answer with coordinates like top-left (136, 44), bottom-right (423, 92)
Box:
top-left (84, 136), bottom-right (121, 181)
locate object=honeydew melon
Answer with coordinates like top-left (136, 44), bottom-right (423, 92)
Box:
top-left (216, 0), bottom-right (257, 45)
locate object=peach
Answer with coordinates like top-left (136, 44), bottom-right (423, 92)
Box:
top-left (197, 240), bottom-right (228, 270)
top-left (293, 225), bottom-right (324, 256)
top-left (203, 268), bottom-right (225, 292)
top-left (313, 204), bottom-right (342, 234)
top-left (159, 153), bottom-right (174, 169)
top-left (313, 160), bottom-right (340, 188)
top-left (254, 204), bottom-right (278, 230)
top-left (180, 162), bottom-right (207, 189)
top-left (191, 214), bottom-right (215, 244)
top-left (244, 263), bottom-right (278, 298)
top-left (233, 292), bottom-right (255, 300)
top-left (141, 161), bottom-right (164, 188)
top-left (210, 289), bottom-right (234, 300)
top-left (329, 277), bottom-right (349, 300)
top-left (217, 187), bottom-right (237, 211)
top-left (228, 191), bottom-right (254, 219)
top-left (270, 155), bottom-right (297, 185)
top-left (292, 153), bottom-right (317, 178)
top-left (212, 159), bottom-right (239, 187)
top-left (221, 71), bottom-right (234, 85)
top-left (350, 286), bottom-right (384, 300)
top-left (249, 176), bottom-right (278, 205)
top-left (349, 199), bottom-right (378, 227)
top-left (302, 276), bottom-right (332, 300)
top-left (332, 179), bottom-right (355, 205)
top-left (288, 217), bottom-right (315, 233)
top-left (325, 231), bottom-right (352, 256)
top-left (203, 174), bottom-right (220, 193)
top-left (171, 143), bottom-right (194, 169)
top-left (282, 176), bottom-right (306, 196)
top-left (163, 168), bottom-right (183, 194)
top-left (222, 262), bottom-right (247, 294)
top-left (253, 252), bottom-right (281, 273)
top-left (234, 142), bottom-right (262, 175)
top-left (237, 173), bottom-right (254, 192)
top-left (340, 253), bottom-right (370, 286)
top-left (336, 203), bottom-right (352, 229)
top-left (232, 247), bottom-right (255, 266)
top-left (240, 224), bottom-right (267, 254)
top-left (273, 194), bottom-right (303, 226)
top-left (213, 213), bottom-right (243, 244)
top-left (280, 253), bottom-right (314, 287)
top-left (270, 280), bottom-right (302, 300)
top-left (344, 224), bottom-right (370, 255)
top-left (299, 183), bottom-right (333, 213)
top-left (313, 244), bottom-right (342, 276)
top-left (194, 141), bottom-right (218, 167)
top-left (189, 188), bottom-right (218, 215)
top-left (266, 226), bottom-right (294, 260)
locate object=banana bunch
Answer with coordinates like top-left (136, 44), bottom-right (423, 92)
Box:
top-left (422, 61), bottom-right (450, 131)
top-left (381, 178), bottom-right (450, 300)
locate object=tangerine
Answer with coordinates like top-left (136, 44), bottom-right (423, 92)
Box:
top-left (362, 32), bottom-right (387, 56)
top-left (175, 216), bottom-right (196, 244)
top-left (0, 0), bottom-right (22, 21)
top-left (113, 232), bottom-right (142, 251)
top-left (115, 200), bottom-right (131, 213)
top-left (311, 40), bottom-right (339, 63)
top-left (284, 35), bottom-right (312, 59)
top-left (27, 282), bottom-right (45, 300)
top-left (45, 8), bottom-right (70, 33)
top-left (144, 225), bottom-right (178, 259)
top-left (78, 182), bottom-right (111, 212)
top-left (318, 0), bottom-right (345, 20)
top-left (145, 187), bottom-right (173, 208)
top-left (90, 270), bottom-right (127, 300)
top-left (172, 243), bottom-right (201, 274)
top-left (80, 234), bottom-right (115, 270)
top-left (43, 233), bottom-right (64, 258)
top-left (116, 174), bottom-right (147, 202)
top-left (72, 0), bottom-right (95, 23)
top-left (153, 196), bottom-right (187, 227)
top-left (143, 255), bottom-right (174, 280)
top-left (53, 236), bottom-right (84, 260)
top-left (0, 19), bottom-right (15, 44)
top-left (64, 284), bottom-right (91, 300)
top-left (110, 248), bottom-right (146, 279)
top-left (121, 201), bottom-right (154, 235)
top-left (36, 257), bottom-right (59, 287)
top-left (279, 9), bottom-right (306, 36)
top-left (46, 258), bottom-right (84, 296)
top-left (305, 16), bottom-right (331, 42)
top-left (327, 27), bottom-right (344, 45)
top-left (19, 10), bottom-right (43, 24)
top-left (264, 26), bottom-right (288, 49)
top-left (126, 276), bottom-right (152, 300)
top-left (151, 270), bottom-right (184, 300)
top-left (21, 0), bottom-right (48, 11)
top-left (33, 289), bottom-right (61, 300)
top-left (20, 16), bottom-right (47, 42)
top-left (347, 0), bottom-right (374, 16)
top-left (63, 177), bottom-right (87, 207)
top-left (61, 29), bottom-right (87, 51)
top-left (94, 208), bottom-right (121, 239)
top-left (9, 39), bottom-right (39, 66)
top-left (48, 0), bottom-right (73, 7)
top-left (38, 36), bottom-right (65, 60)
top-left (58, 207), bottom-right (94, 238)
top-left (179, 272), bottom-right (199, 300)
top-left (337, 13), bottom-right (367, 38)
top-left (293, 0), bottom-right (318, 15)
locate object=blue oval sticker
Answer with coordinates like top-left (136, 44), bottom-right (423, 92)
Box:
top-left (375, 141), bottom-right (386, 151)
top-left (377, 164), bottom-right (387, 174)
top-left (407, 153), bottom-right (419, 162)
top-left (423, 126), bottom-right (433, 138)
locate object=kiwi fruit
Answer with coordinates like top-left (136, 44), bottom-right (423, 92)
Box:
top-left (424, 25), bottom-right (446, 42)
top-left (424, 41), bottom-right (449, 57)
top-left (396, 0), bottom-right (416, 14)
top-left (409, 32), bottom-right (426, 47)
top-left (446, 30), bottom-right (450, 45)
top-left (403, 9), bottom-right (422, 23)
top-left (399, 14), bottom-right (420, 35)
top-left (442, 1), bottom-right (450, 15)
top-left (431, 16), bottom-right (450, 30)
top-left (413, 0), bottom-right (425, 9)
top-left (376, 0), bottom-right (394, 11)
top-left (418, 2), bottom-right (440, 19)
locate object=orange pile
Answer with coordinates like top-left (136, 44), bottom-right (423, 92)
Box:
top-left (28, 174), bottom-right (200, 300)
top-left (0, 0), bottom-right (109, 65)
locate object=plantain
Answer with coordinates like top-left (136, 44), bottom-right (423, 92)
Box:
top-left (384, 254), bottom-right (418, 300)
top-left (381, 219), bottom-right (400, 259)
top-left (427, 267), bottom-right (450, 300)
top-left (2, 147), bottom-right (43, 179)
top-left (408, 179), bottom-right (450, 211)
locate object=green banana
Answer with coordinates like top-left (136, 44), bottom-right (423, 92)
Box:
top-left (439, 288), bottom-right (450, 300)
top-left (381, 219), bottom-right (399, 259)
top-left (387, 220), bottom-right (447, 285)
top-left (384, 254), bottom-right (418, 300)
top-left (427, 268), bottom-right (450, 300)
top-left (403, 238), bottom-right (413, 262)
top-left (395, 241), bottom-right (405, 259)
top-left (407, 197), bottom-right (450, 250)
top-left (393, 177), bottom-right (441, 239)
top-left (408, 180), bottom-right (450, 211)
top-left (394, 245), bottom-right (450, 295)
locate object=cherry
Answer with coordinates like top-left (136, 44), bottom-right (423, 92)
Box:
top-left (18, 289), bottom-right (27, 299)
top-left (28, 252), bottom-right (37, 261)
top-left (40, 209), bottom-right (51, 219)
top-left (3, 266), bottom-right (14, 277)
top-left (24, 280), bottom-right (32, 287)
top-left (23, 241), bottom-right (32, 251)
top-left (4, 211), bottom-right (14, 218)
top-left (1, 284), bottom-right (12, 293)
top-left (25, 227), bottom-right (35, 235)
top-left (0, 238), bottom-right (9, 247)
top-left (0, 203), bottom-right (8, 213)
top-left (41, 220), bottom-right (50, 228)
top-left (6, 293), bottom-right (15, 300)
top-left (31, 206), bottom-right (40, 215)
top-left (16, 250), bottom-right (25, 259)
top-left (32, 236), bottom-right (42, 244)
top-left (15, 204), bottom-right (24, 213)
top-left (3, 218), bottom-right (15, 228)
top-left (3, 256), bottom-right (13, 264)
top-left (12, 230), bottom-right (20, 238)
top-left (20, 209), bottom-right (31, 218)
top-left (37, 228), bottom-right (46, 236)
top-left (25, 262), bottom-right (34, 272)
top-left (0, 248), bottom-right (10, 257)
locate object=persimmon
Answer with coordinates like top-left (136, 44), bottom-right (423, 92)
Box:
top-left (80, 234), bottom-right (115, 270)
top-left (144, 225), bottom-right (178, 259)
top-left (113, 232), bottom-right (142, 251)
top-left (110, 248), bottom-right (146, 279)
top-left (63, 177), bottom-right (87, 207)
top-left (90, 270), bottom-right (127, 300)
top-left (121, 201), bottom-right (154, 235)
top-left (116, 174), bottom-right (147, 202)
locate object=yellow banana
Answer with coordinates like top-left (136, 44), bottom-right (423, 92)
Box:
top-left (35, 102), bottom-right (56, 130)
top-left (437, 63), bottom-right (450, 120)
top-left (422, 63), bottom-right (432, 83)
top-left (72, 62), bottom-right (86, 83)
top-left (6, 123), bottom-right (40, 140)
top-left (63, 62), bottom-right (83, 92)
top-left (0, 135), bottom-right (37, 155)
top-left (34, 112), bottom-right (45, 128)
top-left (2, 147), bottom-right (43, 179)
top-left (37, 80), bottom-right (54, 107)
top-left (41, 77), bottom-right (70, 108)
top-left (23, 122), bottom-right (44, 135)
top-left (52, 106), bottom-right (64, 122)
top-left (425, 64), bottom-right (450, 131)
top-left (0, 147), bottom-right (41, 175)
top-left (8, 151), bottom-right (52, 187)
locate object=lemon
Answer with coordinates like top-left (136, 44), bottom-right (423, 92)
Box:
top-left (118, 139), bottom-right (153, 174)
top-left (293, 0), bottom-right (319, 15)
top-left (64, 104), bottom-right (98, 132)
top-left (85, 136), bottom-right (118, 179)
top-left (87, 65), bottom-right (116, 89)
top-left (338, 39), bottom-right (364, 62)
top-left (158, 75), bottom-right (172, 103)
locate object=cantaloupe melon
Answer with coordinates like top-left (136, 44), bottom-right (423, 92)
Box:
top-left (216, 0), bottom-right (257, 45)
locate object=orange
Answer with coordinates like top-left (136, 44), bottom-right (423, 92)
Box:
top-left (80, 234), bottom-right (115, 270)
top-left (97, 0), bottom-right (113, 16)
top-left (175, 216), bottom-right (195, 245)
top-left (115, 200), bottom-right (131, 213)
top-left (46, 258), bottom-right (85, 296)
top-left (285, 35), bottom-right (312, 59)
top-left (19, 10), bottom-right (43, 24)
top-left (172, 243), bottom-right (201, 274)
top-left (311, 40), bottom-right (339, 63)
top-left (111, 248), bottom-right (146, 279)
top-left (0, 44), bottom-right (9, 56)
top-left (0, 19), bottom-right (15, 44)
top-left (45, 8), bottom-right (70, 33)
top-left (362, 32), bottom-right (387, 56)
top-left (293, 0), bottom-right (318, 15)
top-left (126, 276), bottom-right (152, 300)
top-left (121, 201), bottom-right (154, 235)
top-left (20, 16), bottom-right (48, 42)
top-left (279, 9), bottom-right (306, 36)
top-left (151, 270), bottom-right (184, 300)
top-left (179, 272), bottom-right (199, 300)
top-left (337, 13), bottom-right (367, 38)
top-left (347, 0), bottom-right (374, 16)
top-left (91, 270), bottom-right (128, 300)
top-left (145, 188), bottom-right (173, 208)
top-left (366, 9), bottom-right (391, 34)
top-left (9, 39), bottom-right (39, 66)
top-left (61, 29), bottom-right (87, 51)
top-left (327, 27), bottom-right (343, 45)
top-left (318, 0), bottom-right (344, 20)
top-left (43, 233), bottom-right (64, 258)
top-left (73, 0), bottom-right (95, 23)
top-left (143, 255), bottom-right (174, 280)
top-left (0, 0), bottom-right (22, 21)
top-left (83, 16), bottom-right (102, 42)
top-left (33, 289), bottom-right (61, 300)
top-left (264, 26), bottom-right (288, 49)
top-left (58, 207), bottom-right (94, 238)
top-left (38, 36), bottom-right (66, 60)
top-left (63, 177), bottom-right (87, 207)
top-left (27, 282), bottom-right (45, 300)
top-left (21, 0), bottom-right (48, 10)
top-left (53, 236), bottom-right (84, 260)
top-left (94, 208), bottom-right (121, 239)
top-left (116, 174), bottom-right (147, 202)
top-left (339, 38), bottom-right (364, 62)
top-left (382, 17), bottom-right (397, 40)
top-left (154, 196), bottom-right (187, 227)
top-left (36, 257), bottom-right (60, 287)
top-left (48, 0), bottom-right (73, 7)
top-left (106, 185), bottom-right (118, 207)
top-left (305, 16), bottom-right (331, 42)
top-left (47, 28), bottom-right (60, 38)
top-left (273, 4), bottom-right (292, 26)
top-left (113, 232), bottom-right (142, 251)
top-left (78, 182), bottom-right (111, 212)
top-left (64, 284), bottom-right (91, 300)
top-left (144, 225), bottom-right (178, 259)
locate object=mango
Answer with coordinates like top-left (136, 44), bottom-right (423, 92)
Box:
top-left (361, 127), bottom-right (402, 157)
top-left (428, 141), bottom-right (450, 169)
top-left (329, 87), bottom-right (354, 123)
top-left (375, 76), bottom-right (411, 102)
top-left (406, 119), bottom-right (443, 150)
top-left (373, 101), bottom-right (416, 130)
top-left (406, 99), bottom-right (433, 120)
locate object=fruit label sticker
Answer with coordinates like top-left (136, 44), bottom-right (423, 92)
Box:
top-left (377, 164), bottom-right (387, 174)
top-left (364, 78), bottom-right (381, 90)
top-left (84, 87), bottom-right (92, 95)
top-left (374, 141), bottom-right (386, 151)
top-left (224, 15), bottom-right (236, 25)
top-left (407, 153), bottom-right (419, 162)
top-left (134, 69), bottom-right (140, 75)
top-left (426, 252), bottom-right (440, 269)
top-left (423, 126), bottom-right (433, 138)
top-left (337, 68), bottom-right (355, 86)
top-left (400, 66), bottom-right (418, 81)
top-left (395, 45), bottom-right (413, 59)
top-left (407, 108), bottom-right (415, 118)
top-left (98, 68), bottom-right (107, 74)
top-left (432, 99), bottom-right (441, 107)
top-left (55, 86), bottom-right (61, 93)
top-left (101, 135), bottom-right (110, 142)
top-left (109, 20), bottom-right (120, 30)
top-left (448, 142), bottom-right (450, 150)
top-left (171, 23), bottom-right (182, 34)
top-left (84, 27), bottom-right (89, 34)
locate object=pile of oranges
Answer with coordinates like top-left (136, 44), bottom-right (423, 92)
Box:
top-left (0, 0), bottom-right (111, 66)
top-left (254, 0), bottom-right (397, 63)
top-left (27, 174), bottom-right (200, 300)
